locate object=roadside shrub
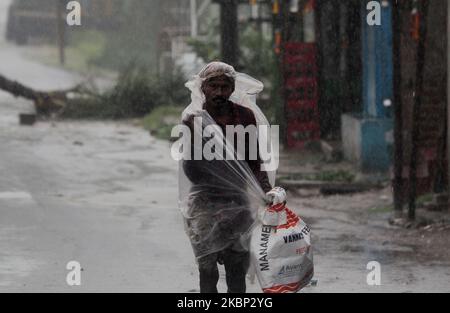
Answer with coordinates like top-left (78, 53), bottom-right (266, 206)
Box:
top-left (61, 63), bottom-right (189, 119)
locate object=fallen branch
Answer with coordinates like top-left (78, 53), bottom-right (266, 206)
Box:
top-left (0, 73), bottom-right (82, 115)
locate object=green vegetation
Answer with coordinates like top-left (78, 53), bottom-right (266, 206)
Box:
top-left (368, 193), bottom-right (435, 214)
top-left (23, 1), bottom-right (162, 73)
top-left (142, 106), bottom-right (184, 140)
top-left (21, 0), bottom-right (281, 137)
top-left (368, 205), bottom-right (393, 214)
top-left (22, 30), bottom-right (110, 75)
top-left (70, 31), bottom-right (107, 68)
top-left (416, 193), bottom-right (434, 206)
top-left (280, 170), bottom-right (356, 183)
top-left (89, 0), bottom-right (162, 71)
top-left (313, 170), bottom-right (356, 183)
top-left (61, 64), bottom-right (188, 120)
top-left (186, 17), bottom-right (220, 63)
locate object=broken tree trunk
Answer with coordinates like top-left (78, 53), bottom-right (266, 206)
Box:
top-left (0, 73), bottom-right (80, 115)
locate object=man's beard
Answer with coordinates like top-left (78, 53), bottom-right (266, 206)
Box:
top-left (209, 97), bottom-right (231, 114)
top-left (212, 96), bottom-right (228, 106)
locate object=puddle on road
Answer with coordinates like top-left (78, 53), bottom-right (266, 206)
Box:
top-left (0, 191), bottom-right (32, 200)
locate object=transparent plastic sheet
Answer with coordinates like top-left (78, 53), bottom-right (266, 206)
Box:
top-left (178, 67), bottom-right (276, 259)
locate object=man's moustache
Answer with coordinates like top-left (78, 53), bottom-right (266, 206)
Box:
top-left (213, 97), bottom-right (227, 103)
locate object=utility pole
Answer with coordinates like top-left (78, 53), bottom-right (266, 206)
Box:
top-left (190, 0), bottom-right (198, 38)
top-left (215, 0), bottom-right (239, 66)
top-left (408, 0), bottom-right (430, 221)
top-left (392, 0), bottom-right (404, 217)
top-left (56, 0), bottom-right (66, 65)
top-left (447, 0), bottom-right (450, 207)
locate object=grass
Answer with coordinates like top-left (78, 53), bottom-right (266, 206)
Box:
top-left (368, 205), bottom-right (393, 213)
top-left (60, 62), bottom-right (188, 121)
top-left (279, 170), bottom-right (356, 183)
top-left (416, 193), bottom-right (434, 205)
top-left (368, 193), bottom-right (435, 214)
top-left (69, 30), bottom-right (107, 69)
top-left (312, 170), bottom-right (356, 183)
top-left (21, 30), bottom-right (112, 76)
top-left (142, 106), bottom-right (184, 141)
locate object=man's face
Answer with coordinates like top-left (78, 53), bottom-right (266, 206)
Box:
top-left (201, 75), bottom-right (235, 109)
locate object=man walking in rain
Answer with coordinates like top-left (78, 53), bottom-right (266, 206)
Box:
top-left (179, 62), bottom-right (286, 293)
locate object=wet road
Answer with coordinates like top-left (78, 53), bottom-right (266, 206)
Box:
top-left (0, 41), bottom-right (203, 292)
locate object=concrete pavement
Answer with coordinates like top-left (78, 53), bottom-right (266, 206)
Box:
top-left (0, 40), bottom-right (205, 292)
